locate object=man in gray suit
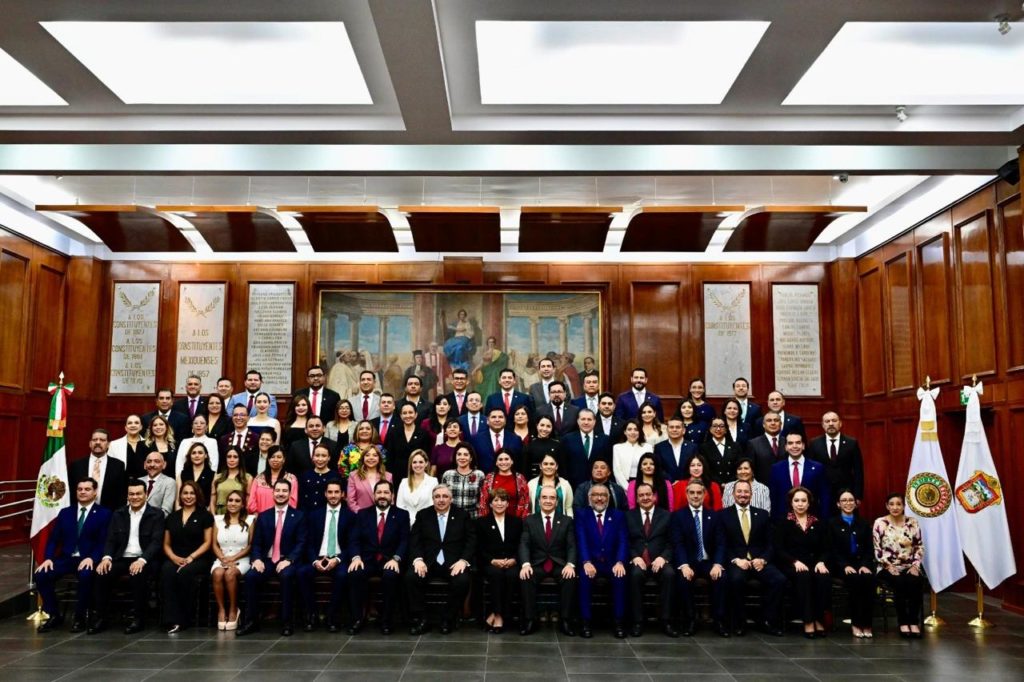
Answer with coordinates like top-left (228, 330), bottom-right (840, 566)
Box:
top-left (141, 451), bottom-right (175, 517)
top-left (534, 382), bottom-right (580, 436)
top-left (348, 370), bottom-right (381, 422)
top-left (519, 485), bottom-right (577, 636)
top-left (528, 357), bottom-right (573, 407)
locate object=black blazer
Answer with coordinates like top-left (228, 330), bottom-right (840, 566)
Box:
top-left (293, 387), bottom-right (341, 422)
top-left (69, 455), bottom-right (127, 509)
top-left (671, 506), bottom-right (724, 567)
top-left (142, 409), bottom-right (191, 444)
top-left (698, 439), bottom-right (743, 486)
top-left (287, 436), bottom-right (340, 476)
top-left (808, 434), bottom-right (864, 501)
top-left (348, 505), bottom-right (410, 563)
top-left (445, 392), bottom-right (470, 418)
top-left (595, 415), bottom-right (625, 443)
top-left (476, 514), bottom-right (524, 563)
top-left (172, 396), bottom-right (208, 420)
top-left (827, 515), bottom-right (875, 572)
top-left (409, 505), bottom-right (477, 567)
top-left (518, 512), bottom-right (576, 569)
top-left (718, 505), bottom-right (773, 563)
top-left (625, 506), bottom-right (673, 564)
top-left (748, 433), bottom-right (785, 485)
top-left (384, 426), bottom-right (433, 486)
top-left (773, 516), bottom-right (829, 571)
top-left (102, 504), bottom-right (165, 563)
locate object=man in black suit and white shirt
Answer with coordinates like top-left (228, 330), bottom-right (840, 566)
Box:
top-left (519, 485), bottom-right (577, 636)
top-left (654, 416), bottom-right (697, 482)
top-left (295, 365), bottom-right (341, 422)
top-left (142, 388), bottom-right (190, 444)
top-left (287, 416), bottom-right (338, 475)
top-left (529, 357), bottom-right (570, 407)
top-left (445, 369), bottom-right (472, 417)
top-left (172, 375), bottom-right (208, 421)
top-left (747, 411), bottom-right (787, 485)
top-left (808, 411), bottom-right (864, 501)
top-left (766, 391), bottom-right (805, 440)
top-left (405, 483), bottom-right (476, 635)
top-left (672, 479), bottom-right (728, 637)
top-left (69, 429), bottom-right (127, 510)
top-left (535, 381), bottom-right (580, 436)
top-left (732, 377), bottom-right (761, 431)
top-left (595, 392), bottom-right (625, 442)
top-left (626, 482), bottom-right (677, 637)
top-left (571, 373), bottom-right (601, 415)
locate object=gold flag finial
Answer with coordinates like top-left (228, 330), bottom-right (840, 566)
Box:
top-left (972, 374), bottom-right (978, 387)
top-left (925, 375), bottom-right (931, 390)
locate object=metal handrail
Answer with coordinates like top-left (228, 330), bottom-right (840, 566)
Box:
top-left (0, 479), bottom-right (36, 521)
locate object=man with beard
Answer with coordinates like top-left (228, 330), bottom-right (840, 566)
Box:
top-left (614, 368), bottom-right (663, 421)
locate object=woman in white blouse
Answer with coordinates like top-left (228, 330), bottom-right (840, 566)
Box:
top-left (612, 419), bottom-right (653, 489)
top-left (395, 449), bottom-right (437, 525)
top-left (176, 414), bottom-right (220, 478)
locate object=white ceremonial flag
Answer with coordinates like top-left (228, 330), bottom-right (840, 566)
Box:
top-left (905, 387), bottom-right (966, 592)
top-left (954, 382), bottom-right (1016, 589)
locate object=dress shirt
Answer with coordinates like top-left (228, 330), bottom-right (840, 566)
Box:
top-left (89, 455), bottom-right (109, 493)
top-left (712, 438), bottom-right (727, 455)
top-left (494, 515), bottom-right (505, 542)
top-left (71, 502), bottom-right (95, 556)
top-left (633, 389), bottom-right (647, 405)
top-left (828, 434), bottom-right (842, 458)
top-left (668, 439), bottom-right (684, 467)
top-left (125, 506), bottom-right (145, 559)
top-left (737, 399), bottom-right (749, 420)
top-left (601, 416), bottom-right (613, 434)
top-left (789, 456), bottom-right (806, 483)
top-left (230, 429), bottom-right (249, 448)
top-left (318, 504), bottom-right (344, 557)
top-left (690, 505), bottom-right (704, 560)
top-left (490, 429), bottom-right (503, 449)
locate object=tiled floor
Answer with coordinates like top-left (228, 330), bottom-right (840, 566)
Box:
top-left (1, 593), bottom-right (1022, 682)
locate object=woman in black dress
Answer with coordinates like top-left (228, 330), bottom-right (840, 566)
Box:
top-left (827, 488), bottom-right (875, 638)
top-left (773, 486), bottom-right (831, 637)
top-left (477, 488), bottom-right (523, 634)
top-left (519, 415), bottom-right (564, 480)
top-left (160, 480), bottom-right (214, 633)
top-left (177, 442), bottom-right (215, 509)
top-left (383, 402), bottom-right (432, 487)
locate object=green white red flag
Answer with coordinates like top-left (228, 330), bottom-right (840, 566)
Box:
top-left (29, 375), bottom-right (74, 562)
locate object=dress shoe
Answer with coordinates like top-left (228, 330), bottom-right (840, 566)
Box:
top-left (733, 624), bottom-right (746, 637)
top-left (630, 623), bottom-right (643, 637)
top-left (714, 622), bottom-right (730, 638)
top-left (491, 625), bottom-right (504, 635)
top-left (662, 621), bottom-right (680, 638)
top-left (519, 620), bottom-right (537, 636)
top-left (303, 616), bottom-right (317, 632)
top-left (236, 621), bottom-right (260, 636)
top-left (123, 620), bottom-right (144, 635)
top-left (36, 616), bottom-right (64, 633)
top-left (439, 620), bottom-right (453, 635)
top-left (410, 620), bottom-right (431, 636)
top-left (579, 620), bottom-right (593, 638)
top-left (379, 623), bottom-right (393, 635)
top-left (560, 620), bottom-right (576, 637)
top-left (86, 618), bottom-right (107, 635)
top-left (69, 617), bottom-right (87, 633)
top-left (281, 623), bottom-right (294, 637)
top-left (613, 622), bottom-right (626, 639)
top-left (327, 620), bottom-right (340, 633)
top-left (166, 624), bottom-right (183, 634)
top-left (804, 631), bottom-right (816, 639)
top-left (347, 618), bottom-right (365, 635)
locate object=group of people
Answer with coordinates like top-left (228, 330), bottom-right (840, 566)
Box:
top-left (34, 365), bottom-right (925, 639)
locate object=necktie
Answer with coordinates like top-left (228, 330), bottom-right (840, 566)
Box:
top-left (741, 401), bottom-right (747, 421)
top-left (310, 439), bottom-right (318, 456)
top-left (377, 511), bottom-right (386, 543)
top-left (739, 507), bottom-right (751, 558)
top-left (771, 436), bottom-right (778, 455)
top-left (830, 439), bottom-right (838, 460)
top-left (555, 406), bottom-right (562, 432)
top-left (380, 418), bottom-right (389, 441)
top-left (503, 393), bottom-right (511, 413)
top-left (588, 398), bottom-right (596, 412)
top-left (189, 398), bottom-right (196, 417)
top-left (235, 432), bottom-right (243, 448)
top-left (77, 506), bottom-right (87, 534)
top-left (362, 394), bottom-right (369, 420)
top-left (584, 433), bottom-right (591, 456)
top-left (327, 508), bottom-right (338, 556)
top-left (471, 415), bottom-right (478, 436)
top-left (247, 394), bottom-right (254, 411)
top-left (642, 511), bottom-right (651, 565)
top-left (792, 461), bottom-right (800, 487)
top-left (694, 509), bottom-right (705, 561)
top-left (272, 509), bottom-right (284, 563)
top-left (437, 514), bottom-right (447, 564)
top-left (543, 516), bottom-right (554, 573)
top-left (596, 512), bottom-right (603, 536)
top-left (310, 389), bottom-right (319, 415)
top-left (494, 432), bottom-right (501, 451)
top-left (147, 478), bottom-right (155, 494)
top-left (91, 456), bottom-right (102, 481)
top-left (456, 394), bottom-right (464, 412)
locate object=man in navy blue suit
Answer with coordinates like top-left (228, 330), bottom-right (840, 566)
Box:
top-left (346, 480), bottom-right (409, 635)
top-left (563, 409), bottom-right (610, 489)
top-left (766, 391), bottom-right (805, 440)
top-left (35, 477), bottom-right (112, 633)
top-left (484, 368), bottom-right (534, 419)
top-left (654, 416), bottom-right (698, 482)
top-left (239, 480), bottom-right (307, 636)
top-left (732, 377), bottom-right (762, 432)
top-left (576, 484), bottom-right (629, 638)
top-left (457, 391), bottom-right (485, 439)
top-left (298, 480), bottom-right (355, 632)
top-left (672, 479), bottom-right (728, 637)
top-left (769, 434), bottom-right (831, 521)
top-left (614, 367), bottom-right (664, 421)
top-left (472, 407), bottom-right (523, 473)
top-left (571, 373), bottom-right (601, 415)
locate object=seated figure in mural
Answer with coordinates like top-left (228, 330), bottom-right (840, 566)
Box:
top-left (473, 336), bottom-right (508, 399)
top-left (327, 350), bottom-right (360, 398)
top-left (441, 309), bottom-right (476, 373)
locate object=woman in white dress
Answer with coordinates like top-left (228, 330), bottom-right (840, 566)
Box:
top-left (612, 419), bottom-right (653, 489)
top-left (211, 490), bottom-right (253, 630)
top-left (176, 414), bottom-right (220, 478)
top-left (396, 449), bottom-right (437, 525)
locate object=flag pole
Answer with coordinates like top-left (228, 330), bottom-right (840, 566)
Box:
top-left (24, 548), bottom-right (46, 623)
top-left (967, 575), bottom-right (993, 628)
top-left (919, 376), bottom-right (946, 629)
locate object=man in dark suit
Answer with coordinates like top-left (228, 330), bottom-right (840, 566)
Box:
top-left (672, 479), bottom-right (728, 637)
top-left (445, 369), bottom-right (471, 417)
top-left (69, 429), bottom-right (127, 510)
top-left (596, 392), bottom-right (625, 442)
top-left (732, 377), bottom-right (761, 432)
top-left (766, 391), bottom-right (805, 440)
top-left (346, 480), bottom-right (409, 635)
top-left (484, 368), bottom-right (534, 418)
top-left (295, 364), bottom-right (341, 422)
top-left (238, 480), bottom-right (308, 636)
top-left (298, 480), bottom-right (355, 631)
top-left (718, 480), bottom-right (787, 636)
top-left (627, 482), bottom-right (678, 637)
top-left (571, 373), bottom-right (601, 415)
top-left (699, 418), bottom-right (743, 486)
top-left (370, 393), bottom-right (397, 442)
top-left (172, 374), bottom-right (208, 421)
top-left (221, 405), bottom-right (260, 472)
top-left (92, 479), bottom-right (165, 634)
top-left (654, 416), bottom-right (698, 482)
top-left (142, 388), bottom-right (191, 443)
top-left (286, 416), bottom-right (339, 475)
top-left (472, 407), bottom-right (523, 473)
top-left (528, 357), bottom-right (561, 407)
top-left (748, 411), bottom-right (786, 485)
top-left (535, 381), bottom-right (580, 436)
top-left (808, 411), bottom-right (864, 501)
top-left (576, 484), bottom-right (628, 638)
top-left (457, 391), bottom-right (485, 439)
top-left (348, 369), bottom-right (380, 421)
top-left (614, 367), bottom-right (664, 421)
top-left (35, 477), bottom-right (113, 633)
top-left (396, 375), bottom-right (432, 422)
top-left (769, 434), bottom-right (831, 521)
top-left (563, 409), bottom-right (611, 489)
top-left (405, 483), bottom-right (477, 635)
top-left (519, 485), bottom-right (577, 636)
top-left (573, 459), bottom-right (627, 512)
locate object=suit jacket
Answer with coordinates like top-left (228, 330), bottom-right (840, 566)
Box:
top-left (172, 396), bottom-right (208, 420)
top-left (286, 436), bottom-right (340, 476)
top-left (562, 430), bottom-right (611, 489)
top-left (396, 396), bottom-right (432, 423)
top-left (383, 426), bottom-right (433, 485)
top-left (305, 504), bottom-right (356, 562)
top-left (653, 439), bottom-right (698, 482)
top-left (457, 412), bottom-right (485, 440)
top-left (471, 429), bottom-right (523, 474)
top-left (613, 391), bottom-right (664, 421)
top-left (144, 474), bottom-right (176, 516)
top-left (293, 386), bottom-right (341, 421)
top-left (808, 434), bottom-right (864, 500)
top-left (518, 512), bottom-right (576, 569)
top-left (346, 391), bottom-right (378, 421)
top-left (102, 504), bottom-right (165, 562)
top-left (45, 503), bottom-right (112, 563)
top-left (779, 412), bottom-right (806, 440)
top-left (741, 400), bottom-right (763, 432)
top-left (826, 514), bottom-right (875, 572)
top-left (575, 507), bottom-right (628, 566)
top-left (595, 414), bottom-right (625, 443)
top-left (535, 403), bottom-right (580, 436)
top-left (227, 391), bottom-right (278, 418)
top-left (573, 480), bottom-right (627, 512)
top-left (698, 439), bottom-right (743, 486)
top-left (768, 457), bottom-right (831, 521)
top-left (370, 414), bottom-right (397, 442)
top-left (570, 394), bottom-right (601, 414)
top-left (626, 505), bottom-right (674, 564)
top-left (142, 409), bottom-right (191, 444)
top-left (484, 390), bottom-right (534, 419)
top-left (409, 505), bottom-right (477, 567)
top-left (219, 430), bottom-right (259, 459)
top-left (347, 505), bottom-right (410, 562)
top-left (718, 504), bottom-right (773, 563)
top-left (748, 433), bottom-right (786, 485)
top-left (69, 455), bottom-right (127, 510)
top-left (670, 506), bottom-right (724, 567)
top-left (445, 392), bottom-right (471, 418)
top-left (251, 506), bottom-right (306, 563)
top-left (477, 514), bottom-right (524, 563)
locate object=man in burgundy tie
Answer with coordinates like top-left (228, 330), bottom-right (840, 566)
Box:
top-left (808, 411), bottom-right (864, 502)
top-left (748, 410), bottom-right (786, 484)
top-left (518, 486), bottom-right (577, 636)
top-left (238, 481), bottom-right (307, 637)
top-left (172, 375), bottom-right (206, 421)
top-left (768, 434), bottom-right (830, 522)
top-left (628, 482), bottom-right (679, 637)
top-left (576, 485), bottom-right (628, 638)
top-left (296, 365), bottom-right (341, 420)
top-left (472, 407), bottom-right (524, 473)
top-left (536, 382), bottom-right (579, 436)
top-left (347, 370), bottom-right (379, 421)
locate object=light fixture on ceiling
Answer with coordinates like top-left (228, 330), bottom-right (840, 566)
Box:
top-left (998, 16), bottom-right (1012, 35)
top-left (895, 105), bottom-right (908, 122)
top-left (833, 173), bottom-right (850, 183)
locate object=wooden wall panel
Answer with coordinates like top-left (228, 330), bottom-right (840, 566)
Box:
top-left (884, 252), bottom-right (916, 392)
top-left (954, 212), bottom-right (998, 380)
top-left (27, 265), bottom-right (66, 391)
top-left (857, 267), bottom-right (885, 396)
top-left (627, 282), bottom-right (684, 399)
top-left (1000, 198), bottom-right (1024, 372)
top-left (0, 249), bottom-right (30, 388)
top-left (917, 234), bottom-right (954, 385)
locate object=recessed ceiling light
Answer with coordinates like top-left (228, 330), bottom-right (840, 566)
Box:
top-left (0, 47), bottom-right (66, 106)
top-left (784, 22), bottom-right (1024, 105)
top-left (40, 21), bottom-right (371, 105)
top-left (476, 21), bottom-right (770, 105)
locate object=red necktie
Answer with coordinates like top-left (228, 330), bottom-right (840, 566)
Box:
top-left (642, 511), bottom-right (652, 565)
top-left (543, 515), bottom-right (554, 573)
top-left (376, 511), bottom-right (386, 560)
top-left (272, 509), bottom-right (284, 563)
top-left (830, 440), bottom-right (838, 460)
top-left (147, 478), bottom-right (155, 494)
top-left (234, 432), bottom-right (242, 448)
top-left (503, 393), bottom-right (511, 414)
top-left (792, 461), bottom-right (800, 487)
top-left (596, 511), bottom-right (603, 536)
top-left (311, 389), bottom-right (319, 415)
top-left (494, 432), bottom-right (501, 451)
top-left (362, 394), bottom-right (369, 420)
top-left (380, 418), bottom-right (389, 441)
top-left (247, 394), bottom-right (254, 411)
top-left (771, 436), bottom-right (778, 456)
top-left (555, 406), bottom-right (562, 432)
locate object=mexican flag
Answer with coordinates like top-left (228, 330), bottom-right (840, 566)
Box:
top-left (29, 376), bottom-right (74, 563)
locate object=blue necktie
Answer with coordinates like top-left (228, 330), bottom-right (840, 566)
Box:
top-left (694, 509), bottom-right (704, 561)
top-left (436, 514), bottom-right (447, 564)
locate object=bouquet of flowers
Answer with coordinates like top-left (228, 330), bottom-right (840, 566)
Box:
top-left (338, 443), bottom-right (363, 478)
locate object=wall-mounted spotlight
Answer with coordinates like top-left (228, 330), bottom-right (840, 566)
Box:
top-left (833, 173), bottom-right (850, 184)
top-left (895, 105), bottom-right (908, 123)
top-left (998, 16), bottom-right (1011, 35)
